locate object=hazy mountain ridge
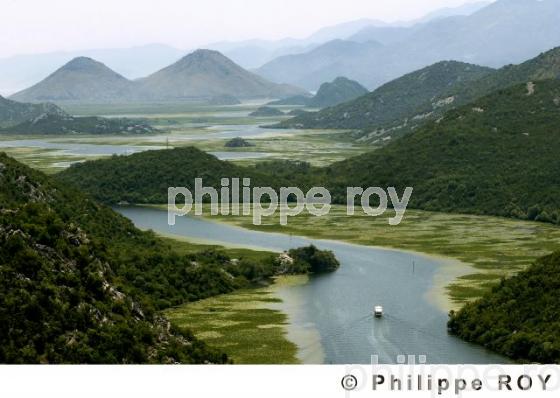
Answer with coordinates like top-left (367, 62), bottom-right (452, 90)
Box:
top-left (256, 39), bottom-right (384, 90)
top-left (256, 0), bottom-right (560, 90)
top-left (0, 44), bottom-right (184, 95)
top-left (10, 50), bottom-right (307, 103)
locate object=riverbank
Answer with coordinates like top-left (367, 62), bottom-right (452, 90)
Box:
top-left (151, 204), bottom-right (560, 307)
top-left (118, 206), bottom-right (509, 364)
top-left (164, 275), bottom-right (324, 364)
top-left (154, 234), bottom-right (324, 364)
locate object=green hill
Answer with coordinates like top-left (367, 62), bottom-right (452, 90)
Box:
top-left (1, 113), bottom-right (157, 135)
top-left (0, 153), bottom-right (239, 363)
top-left (325, 79), bottom-right (560, 223)
top-left (279, 47), bottom-right (560, 144)
top-left (277, 61), bottom-right (493, 139)
top-left (57, 147), bottom-right (262, 204)
top-left (308, 77), bottom-right (368, 108)
top-left (423, 46), bottom-right (560, 115)
top-left (0, 95), bottom-right (66, 128)
top-left (448, 251), bottom-right (560, 363)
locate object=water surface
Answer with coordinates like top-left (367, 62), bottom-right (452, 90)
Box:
top-left (116, 206), bottom-right (508, 364)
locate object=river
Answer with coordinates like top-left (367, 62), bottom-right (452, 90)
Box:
top-left (116, 206), bottom-right (508, 365)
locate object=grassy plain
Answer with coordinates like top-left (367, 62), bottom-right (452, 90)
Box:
top-left (187, 206), bottom-right (560, 304)
top-left (0, 102), bottom-right (369, 171)
top-left (155, 235), bottom-right (302, 364)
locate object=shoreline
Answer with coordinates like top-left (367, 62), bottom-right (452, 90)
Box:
top-left (154, 231), bottom-right (326, 363)
top-left (155, 210), bottom-right (470, 313)
top-left (267, 276), bottom-right (326, 364)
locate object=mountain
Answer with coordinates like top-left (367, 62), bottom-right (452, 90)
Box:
top-left (56, 80), bottom-right (560, 226)
top-left (307, 77), bottom-right (368, 108)
top-left (10, 57), bottom-right (135, 103)
top-left (256, 40), bottom-right (384, 90)
top-left (0, 153), bottom-right (231, 363)
top-left (325, 79), bottom-right (560, 223)
top-left (279, 46), bottom-right (560, 141)
top-left (207, 19), bottom-right (387, 69)
top-left (208, 3), bottom-right (493, 70)
top-left (448, 250), bottom-right (560, 363)
top-left (1, 113), bottom-right (157, 135)
top-left (424, 46), bottom-right (560, 114)
top-left (135, 49), bottom-right (307, 100)
top-left (0, 95), bottom-right (66, 128)
top-left (0, 44), bottom-right (184, 95)
top-left (10, 51), bottom-right (307, 103)
top-left (277, 61), bottom-right (494, 136)
top-left (256, 0), bottom-right (560, 90)
top-left (268, 77), bottom-right (368, 108)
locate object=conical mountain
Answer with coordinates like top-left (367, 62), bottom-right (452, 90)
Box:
top-left (136, 49), bottom-right (307, 100)
top-left (10, 57), bottom-right (135, 102)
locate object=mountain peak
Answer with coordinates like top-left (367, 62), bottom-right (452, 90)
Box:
top-left (177, 49), bottom-right (231, 64)
top-left (138, 49), bottom-right (307, 100)
top-left (10, 56), bottom-right (133, 102)
top-left (60, 56), bottom-right (123, 75)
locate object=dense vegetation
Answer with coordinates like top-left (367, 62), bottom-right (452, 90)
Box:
top-left (324, 80), bottom-right (560, 224)
top-left (1, 113), bottom-right (157, 135)
top-left (0, 153), bottom-right (232, 363)
top-left (225, 137), bottom-right (254, 148)
top-left (448, 251), bottom-right (560, 363)
top-left (58, 147), bottom-right (271, 203)
top-left (288, 245), bottom-right (340, 274)
top-left (278, 47), bottom-right (560, 144)
top-left (276, 61), bottom-right (493, 138)
top-left (307, 76), bottom-right (369, 108)
top-left (1, 152), bottom-right (341, 363)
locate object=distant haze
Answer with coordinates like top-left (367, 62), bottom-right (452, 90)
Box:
top-left (0, 0), bottom-right (490, 59)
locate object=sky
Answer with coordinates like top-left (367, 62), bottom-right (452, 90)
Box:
top-left (0, 0), bottom-right (485, 58)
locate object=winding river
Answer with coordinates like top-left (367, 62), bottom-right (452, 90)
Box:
top-left (116, 206), bottom-right (507, 364)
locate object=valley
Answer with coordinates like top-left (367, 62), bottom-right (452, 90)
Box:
top-left (2, 0), bottom-right (560, 367)
top-left (0, 102), bottom-right (368, 172)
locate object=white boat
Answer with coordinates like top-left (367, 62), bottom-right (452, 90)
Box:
top-left (374, 306), bottom-right (384, 317)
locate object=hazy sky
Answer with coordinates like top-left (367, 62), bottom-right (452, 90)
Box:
top-left (1, 0), bottom-right (483, 58)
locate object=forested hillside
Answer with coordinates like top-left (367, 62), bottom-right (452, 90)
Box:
top-left (279, 47), bottom-right (560, 143)
top-left (325, 80), bottom-right (560, 223)
top-left (277, 61), bottom-right (493, 139)
top-left (59, 80), bottom-right (560, 226)
top-left (0, 153), bottom-right (315, 363)
top-left (448, 251), bottom-right (560, 363)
